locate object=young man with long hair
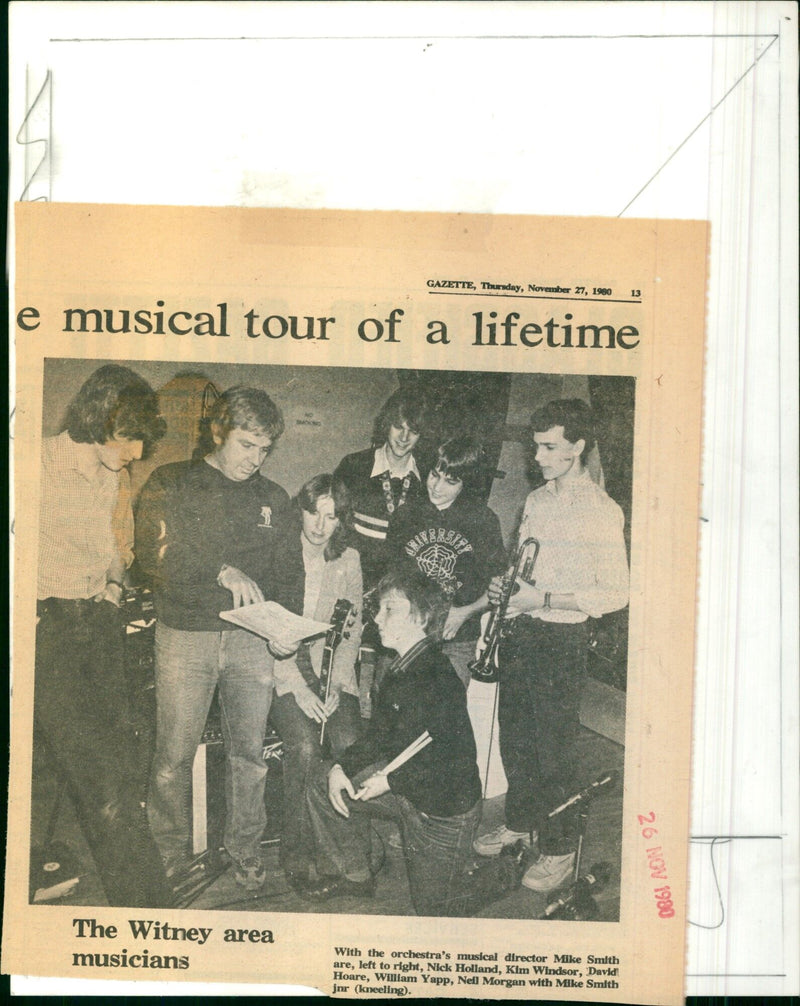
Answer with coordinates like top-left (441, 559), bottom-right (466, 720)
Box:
top-left (35, 364), bottom-right (172, 907)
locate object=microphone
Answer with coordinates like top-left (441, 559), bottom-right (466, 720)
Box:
top-left (543, 863), bottom-right (612, 918)
top-left (547, 770), bottom-right (618, 818)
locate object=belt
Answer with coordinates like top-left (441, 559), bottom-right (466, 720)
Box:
top-left (505, 615), bottom-right (588, 635)
top-left (37, 597), bottom-right (106, 619)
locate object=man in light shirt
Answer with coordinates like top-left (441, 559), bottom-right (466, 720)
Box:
top-left (473, 399), bottom-right (629, 895)
top-left (35, 364), bottom-right (172, 907)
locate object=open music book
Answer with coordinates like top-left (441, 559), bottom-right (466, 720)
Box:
top-left (219, 601), bottom-right (330, 646)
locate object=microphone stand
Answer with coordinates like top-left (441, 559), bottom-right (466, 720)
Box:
top-left (540, 805), bottom-right (598, 920)
top-left (538, 772), bottom-right (615, 921)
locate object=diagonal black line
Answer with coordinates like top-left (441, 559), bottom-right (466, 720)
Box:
top-left (618, 34), bottom-right (779, 217)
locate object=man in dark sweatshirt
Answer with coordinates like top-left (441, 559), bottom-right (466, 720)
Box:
top-left (301, 568), bottom-right (526, 916)
top-left (386, 436), bottom-right (507, 688)
top-left (135, 386), bottom-right (303, 890)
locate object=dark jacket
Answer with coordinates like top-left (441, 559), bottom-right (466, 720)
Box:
top-left (135, 459), bottom-right (303, 631)
top-left (340, 637), bottom-right (482, 817)
top-left (333, 447), bottom-right (424, 591)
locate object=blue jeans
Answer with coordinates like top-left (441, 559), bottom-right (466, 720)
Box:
top-left (269, 691), bottom-right (361, 875)
top-left (306, 763), bottom-right (516, 917)
top-left (148, 624), bottom-right (274, 869)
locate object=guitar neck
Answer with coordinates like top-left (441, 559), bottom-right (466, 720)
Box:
top-left (318, 599), bottom-right (354, 705)
top-left (318, 643), bottom-right (334, 702)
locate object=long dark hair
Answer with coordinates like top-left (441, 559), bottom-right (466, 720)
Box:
top-left (296, 473), bottom-right (352, 561)
top-left (372, 387), bottom-right (430, 447)
top-left (65, 364), bottom-right (166, 455)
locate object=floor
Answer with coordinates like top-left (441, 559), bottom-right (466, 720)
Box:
top-left (29, 726), bottom-right (624, 922)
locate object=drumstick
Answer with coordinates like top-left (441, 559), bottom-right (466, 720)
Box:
top-left (379, 731), bottom-right (432, 776)
top-left (353, 732), bottom-right (433, 800)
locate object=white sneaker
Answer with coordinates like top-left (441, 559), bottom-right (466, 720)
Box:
top-left (473, 824), bottom-right (533, 857)
top-left (522, 852), bottom-right (576, 892)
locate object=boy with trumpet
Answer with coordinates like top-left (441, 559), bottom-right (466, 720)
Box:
top-left (473, 399), bottom-right (629, 894)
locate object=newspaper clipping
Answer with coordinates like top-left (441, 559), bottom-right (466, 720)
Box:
top-left (6, 204), bottom-right (707, 1003)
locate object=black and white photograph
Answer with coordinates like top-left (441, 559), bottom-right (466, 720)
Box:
top-left (31, 357), bottom-right (633, 928)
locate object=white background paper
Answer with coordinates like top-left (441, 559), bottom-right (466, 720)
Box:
top-left (8, 1), bottom-right (799, 998)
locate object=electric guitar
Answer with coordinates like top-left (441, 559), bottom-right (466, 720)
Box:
top-left (318, 598), bottom-right (356, 744)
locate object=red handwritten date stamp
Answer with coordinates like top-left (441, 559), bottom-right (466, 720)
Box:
top-left (637, 812), bottom-right (675, 918)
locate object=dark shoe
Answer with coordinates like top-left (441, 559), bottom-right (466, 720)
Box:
top-left (284, 868), bottom-right (311, 892)
top-left (460, 839), bottom-right (530, 912)
top-left (298, 874), bottom-right (375, 902)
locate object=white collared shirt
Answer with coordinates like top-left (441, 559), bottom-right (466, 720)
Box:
top-left (38, 431), bottom-right (133, 599)
top-left (519, 467), bottom-right (629, 623)
top-left (370, 444), bottom-right (420, 481)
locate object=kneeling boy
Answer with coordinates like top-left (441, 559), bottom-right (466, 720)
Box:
top-left (302, 568), bottom-right (525, 916)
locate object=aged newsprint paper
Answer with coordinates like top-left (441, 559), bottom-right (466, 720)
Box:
top-left (6, 203), bottom-right (707, 1003)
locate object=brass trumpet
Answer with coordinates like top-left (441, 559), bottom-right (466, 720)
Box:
top-left (469, 537), bottom-right (541, 683)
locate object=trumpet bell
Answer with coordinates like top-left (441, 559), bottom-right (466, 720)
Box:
top-left (469, 656), bottom-right (500, 683)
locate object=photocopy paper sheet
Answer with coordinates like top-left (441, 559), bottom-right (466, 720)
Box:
top-left (7, 1), bottom-right (798, 998)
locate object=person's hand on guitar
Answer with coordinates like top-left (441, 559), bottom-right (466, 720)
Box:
top-left (293, 683), bottom-right (331, 723)
top-left (323, 688), bottom-right (341, 718)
